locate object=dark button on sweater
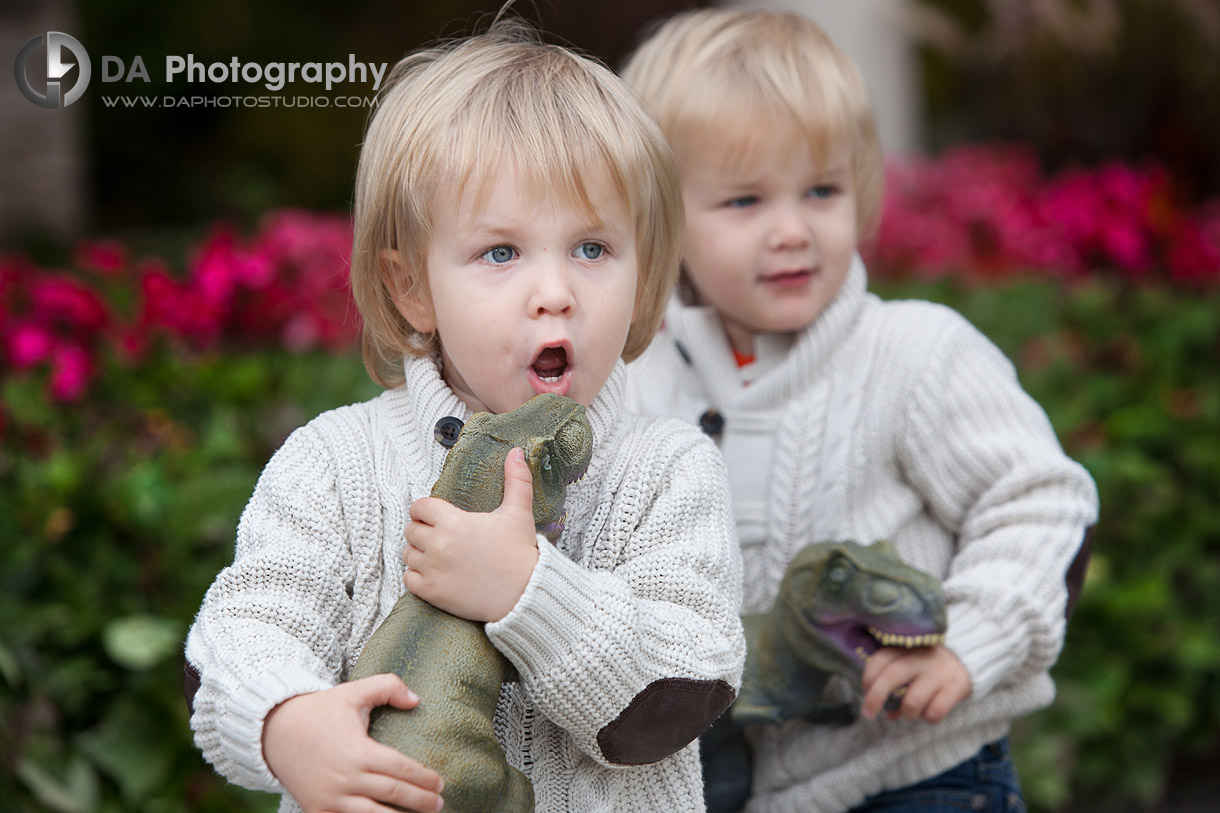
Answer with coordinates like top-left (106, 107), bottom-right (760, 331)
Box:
top-left (434, 416), bottom-right (464, 448)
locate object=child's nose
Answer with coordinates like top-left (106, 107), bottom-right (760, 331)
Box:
top-left (528, 260), bottom-right (576, 317)
top-left (767, 205), bottom-right (813, 251)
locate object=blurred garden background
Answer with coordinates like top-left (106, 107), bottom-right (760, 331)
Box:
top-left (1, 0), bottom-right (1218, 811)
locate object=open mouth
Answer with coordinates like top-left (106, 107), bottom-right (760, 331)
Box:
top-left (529, 344), bottom-right (573, 395)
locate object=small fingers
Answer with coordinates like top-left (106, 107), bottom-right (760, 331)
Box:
top-left (923, 667), bottom-right (971, 723)
top-left (862, 684), bottom-right (903, 720)
top-left (366, 757), bottom-right (444, 798)
top-left (861, 646), bottom-right (971, 724)
top-left (894, 678), bottom-right (935, 722)
top-left (339, 780), bottom-right (443, 813)
top-left (342, 673), bottom-right (419, 711)
top-left (403, 522), bottom-right (434, 574)
top-left (922, 688), bottom-right (957, 724)
top-left (376, 780), bottom-right (445, 813)
top-left (860, 651), bottom-right (910, 720)
top-left (498, 448), bottom-right (534, 512)
top-left (373, 673), bottom-right (422, 711)
top-left (403, 567), bottom-right (429, 596)
top-left (338, 797), bottom-right (414, 813)
top-left (361, 744), bottom-right (445, 810)
top-left (404, 516), bottom-right (433, 550)
top-left (403, 540), bottom-right (424, 570)
top-left (860, 647), bottom-right (903, 688)
top-left (408, 496), bottom-right (448, 525)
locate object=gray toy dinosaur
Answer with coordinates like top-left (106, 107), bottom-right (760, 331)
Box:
top-left (703, 540), bottom-right (947, 813)
top-left (348, 393), bottom-right (594, 813)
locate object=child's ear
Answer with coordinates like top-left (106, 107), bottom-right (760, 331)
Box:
top-left (381, 249), bottom-right (436, 332)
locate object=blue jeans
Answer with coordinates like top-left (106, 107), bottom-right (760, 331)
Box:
top-left (847, 739), bottom-right (1026, 813)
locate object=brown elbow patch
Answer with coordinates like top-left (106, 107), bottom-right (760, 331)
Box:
top-left (184, 660), bottom-right (201, 716)
top-left (597, 677), bottom-right (735, 765)
top-left (1064, 524), bottom-right (1095, 620)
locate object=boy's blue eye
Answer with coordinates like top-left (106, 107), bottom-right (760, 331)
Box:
top-left (576, 242), bottom-right (604, 260)
top-left (481, 246), bottom-right (516, 264)
top-left (726, 196), bottom-right (758, 209)
top-left (808, 185), bottom-right (838, 199)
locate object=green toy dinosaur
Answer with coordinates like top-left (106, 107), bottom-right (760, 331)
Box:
top-left (348, 393), bottom-right (594, 813)
top-left (702, 540), bottom-right (947, 813)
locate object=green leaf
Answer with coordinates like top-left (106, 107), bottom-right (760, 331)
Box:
top-left (16, 754), bottom-right (99, 813)
top-left (167, 465), bottom-right (256, 546)
top-left (0, 636), bottom-right (21, 687)
top-left (103, 615), bottom-right (183, 671)
top-left (77, 698), bottom-right (175, 802)
top-left (2, 377), bottom-right (54, 427)
top-left (1106, 404), bottom-right (1172, 442)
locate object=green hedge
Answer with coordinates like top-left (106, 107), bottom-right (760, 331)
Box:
top-left (2, 277), bottom-right (1217, 811)
top-left (1, 349), bottom-right (377, 813)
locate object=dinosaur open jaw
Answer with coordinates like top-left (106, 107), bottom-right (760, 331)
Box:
top-left (560, 454), bottom-right (591, 487)
top-left (853, 627), bottom-right (946, 666)
top-left (813, 618), bottom-right (946, 668)
top-left (868, 627), bottom-right (946, 649)
top-left (529, 344), bottom-right (573, 396)
top-left (569, 460), bottom-right (590, 485)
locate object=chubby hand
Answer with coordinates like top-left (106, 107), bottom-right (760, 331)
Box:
top-left (860, 643), bottom-right (972, 724)
top-left (262, 674), bottom-right (444, 812)
top-left (404, 447), bottom-right (539, 623)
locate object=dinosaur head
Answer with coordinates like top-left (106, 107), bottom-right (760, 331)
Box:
top-left (514, 394), bottom-right (593, 541)
top-left (431, 393), bottom-right (593, 542)
top-left (775, 540), bottom-right (947, 680)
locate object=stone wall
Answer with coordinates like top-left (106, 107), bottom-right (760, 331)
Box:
top-left (1, 0), bottom-right (88, 245)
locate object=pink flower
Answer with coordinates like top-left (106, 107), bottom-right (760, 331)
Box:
top-left (1102, 224), bottom-right (1152, 273)
top-left (115, 325), bottom-right (149, 362)
top-left (74, 240), bottom-right (127, 275)
top-left (1096, 163), bottom-right (1152, 212)
top-left (1167, 216), bottom-right (1220, 284)
top-left (137, 261), bottom-right (224, 348)
top-left (7, 323), bottom-right (54, 368)
top-left (282, 313), bottom-right (320, 353)
top-left (190, 231), bottom-right (242, 306)
top-left (29, 276), bottom-right (110, 334)
top-left (48, 342), bottom-right (92, 401)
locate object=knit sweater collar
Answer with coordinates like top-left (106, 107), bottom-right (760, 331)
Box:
top-left (390, 353), bottom-right (627, 461)
top-left (662, 253), bottom-right (868, 407)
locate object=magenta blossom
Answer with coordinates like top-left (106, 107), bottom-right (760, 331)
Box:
top-left (48, 342), bottom-right (93, 401)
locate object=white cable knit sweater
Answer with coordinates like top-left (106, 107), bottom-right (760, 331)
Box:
top-left (185, 356), bottom-right (746, 813)
top-left (625, 257), bottom-right (1099, 813)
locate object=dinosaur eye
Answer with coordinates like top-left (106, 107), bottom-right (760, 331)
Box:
top-left (541, 454), bottom-right (551, 472)
top-left (825, 556), bottom-right (854, 590)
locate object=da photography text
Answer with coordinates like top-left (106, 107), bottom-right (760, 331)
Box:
top-left (14, 31), bottom-right (388, 109)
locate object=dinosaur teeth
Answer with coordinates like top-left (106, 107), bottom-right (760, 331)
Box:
top-left (867, 627), bottom-right (946, 648)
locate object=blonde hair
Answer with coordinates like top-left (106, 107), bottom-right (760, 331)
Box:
top-left (621, 8), bottom-right (884, 236)
top-left (351, 18), bottom-right (684, 388)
